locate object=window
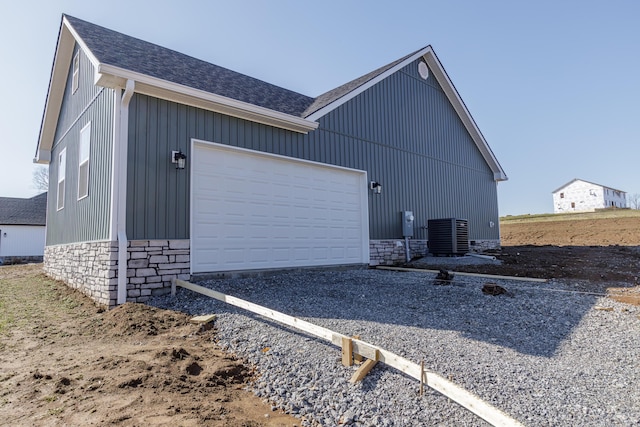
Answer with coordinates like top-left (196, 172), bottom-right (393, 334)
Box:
top-left (571, 202), bottom-right (575, 208)
top-left (560, 193), bottom-right (564, 198)
top-left (57, 148), bottom-right (66, 210)
top-left (78, 122), bottom-right (91, 199)
top-left (72, 51), bottom-right (79, 93)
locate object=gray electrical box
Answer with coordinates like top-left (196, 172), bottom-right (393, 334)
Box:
top-left (401, 210), bottom-right (415, 237)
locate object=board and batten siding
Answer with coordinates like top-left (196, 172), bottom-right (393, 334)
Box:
top-left (314, 59), bottom-right (499, 240)
top-left (127, 94), bottom-right (303, 240)
top-left (46, 45), bottom-right (114, 245)
top-left (126, 57), bottom-right (499, 241)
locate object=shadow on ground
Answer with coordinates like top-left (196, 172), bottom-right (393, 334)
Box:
top-left (161, 268), bottom-right (600, 358)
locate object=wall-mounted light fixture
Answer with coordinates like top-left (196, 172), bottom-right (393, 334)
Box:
top-left (370, 181), bottom-right (382, 194)
top-left (171, 150), bottom-right (187, 170)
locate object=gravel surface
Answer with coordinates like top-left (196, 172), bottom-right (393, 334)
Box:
top-left (150, 269), bottom-right (640, 426)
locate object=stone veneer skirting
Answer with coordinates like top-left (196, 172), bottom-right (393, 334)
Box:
top-left (44, 239), bottom-right (190, 308)
top-left (369, 239), bottom-right (500, 266)
top-left (44, 241), bottom-right (118, 307)
top-left (45, 238), bottom-right (500, 306)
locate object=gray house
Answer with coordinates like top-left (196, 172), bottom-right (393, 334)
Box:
top-left (0, 192), bottom-right (47, 265)
top-left (35, 15), bottom-right (507, 307)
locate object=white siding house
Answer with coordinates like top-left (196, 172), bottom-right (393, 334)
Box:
top-left (552, 179), bottom-right (627, 213)
top-left (0, 193), bottom-right (47, 264)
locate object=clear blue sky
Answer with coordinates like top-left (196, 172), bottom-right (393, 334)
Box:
top-left (1, 0), bottom-right (638, 215)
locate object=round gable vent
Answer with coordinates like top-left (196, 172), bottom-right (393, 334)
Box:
top-left (418, 61), bottom-right (429, 80)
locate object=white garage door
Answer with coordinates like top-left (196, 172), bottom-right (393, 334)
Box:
top-left (191, 140), bottom-right (369, 273)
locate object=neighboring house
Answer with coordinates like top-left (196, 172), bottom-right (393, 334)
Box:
top-left (552, 179), bottom-right (627, 213)
top-left (35, 15), bottom-right (507, 307)
top-left (0, 193), bottom-right (47, 265)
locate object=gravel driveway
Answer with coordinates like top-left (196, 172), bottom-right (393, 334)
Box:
top-left (150, 268), bottom-right (640, 426)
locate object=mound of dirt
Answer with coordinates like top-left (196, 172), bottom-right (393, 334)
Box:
top-left (0, 275), bottom-right (299, 426)
top-left (440, 215), bottom-right (640, 297)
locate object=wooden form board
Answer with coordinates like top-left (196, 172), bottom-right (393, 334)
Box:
top-left (173, 279), bottom-right (523, 427)
top-left (376, 265), bottom-right (548, 283)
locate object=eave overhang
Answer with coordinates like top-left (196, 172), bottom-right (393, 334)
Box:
top-left (35, 17), bottom-right (318, 165)
top-left (94, 64), bottom-right (318, 134)
top-left (306, 46), bottom-right (508, 182)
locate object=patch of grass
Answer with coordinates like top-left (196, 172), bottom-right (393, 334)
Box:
top-left (47, 406), bottom-right (64, 416)
top-left (0, 290), bottom-right (14, 335)
top-left (0, 267), bottom-right (74, 335)
top-left (43, 395), bottom-right (58, 403)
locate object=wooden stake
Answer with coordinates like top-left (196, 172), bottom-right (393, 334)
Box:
top-left (341, 337), bottom-right (353, 366)
top-left (420, 360), bottom-right (425, 396)
top-left (189, 314), bottom-right (216, 324)
top-left (376, 265), bottom-right (547, 283)
top-left (350, 350), bottom-right (379, 383)
top-left (174, 279), bottom-right (525, 427)
top-left (352, 335), bottom-right (363, 363)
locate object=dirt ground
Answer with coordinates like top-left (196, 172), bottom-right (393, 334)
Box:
top-left (0, 265), bottom-right (299, 427)
top-left (447, 215), bottom-right (640, 301)
top-left (1, 214), bottom-right (639, 426)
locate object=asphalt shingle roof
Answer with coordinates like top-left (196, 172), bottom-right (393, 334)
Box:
top-left (65, 15), bottom-right (316, 117)
top-left (0, 193), bottom-right (47, 226)
top-left (64, 15), bottom-right (419, 120)
top-left (303, 48), bottom-right (424, 117)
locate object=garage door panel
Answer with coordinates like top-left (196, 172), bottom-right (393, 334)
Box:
top-left (191, 141), bottom-right (369, 273)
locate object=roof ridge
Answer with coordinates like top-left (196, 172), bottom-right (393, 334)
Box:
top-left (64, 14), bottom-right (315, 117)
top-left (303, 46), bottom-right (429, 118)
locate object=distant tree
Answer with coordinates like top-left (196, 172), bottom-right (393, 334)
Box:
top-left (32, 166), bottom-right (49, 192)
top-left (628, 193), bottom-right (640, 210)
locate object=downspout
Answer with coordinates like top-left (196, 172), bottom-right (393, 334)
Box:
top-left (115, 80), bottom-right (135, 305)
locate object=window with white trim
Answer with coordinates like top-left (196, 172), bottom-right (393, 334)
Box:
top-left (78, 122), bottom-right (91, 200)
top-left (72, 51), bottom-right (79, 94)
top-left (57, 148), bottom-right (66, 210)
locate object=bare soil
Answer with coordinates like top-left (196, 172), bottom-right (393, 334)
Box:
top-left (452, 215), bottom-right (640, 302)
top-left (1, 213), bottom-right (639, 425)
top-left (0, 265), bottom-right (299, 426)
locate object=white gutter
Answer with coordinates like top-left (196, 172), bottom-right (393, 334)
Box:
top-left (96, 64), bottom-right (318, 134)
top-left (113, 79), bottom-right (135, 305)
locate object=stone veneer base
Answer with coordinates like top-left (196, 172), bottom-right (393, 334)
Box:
top-left (369, 239), bottom-right (500, 266)
top-left (44, 239), bottom-right (190, 308)
top-left (44, 238), bottom-right (499, 306)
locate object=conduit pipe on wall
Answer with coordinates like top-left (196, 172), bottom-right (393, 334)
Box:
top-left (116, 79), bottom-right (135, 305)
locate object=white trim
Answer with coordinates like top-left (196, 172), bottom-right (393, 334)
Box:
top-left (77, 121), bottom-right (91, 200)
top-left (35, 26), bottom-right (76, 164)
top-left (306, 48), bottom-right (431, 122)
top-left (116, 80), bottom-right (135, 305)
top-left (306, 46), bottom-right (507, 182)
top-left (44, 238), bottom-right (115, 248)
top-left (72, 51), bottom-right (80, 94)
top-left (56, 148), bottom-right (66, 211)
top-left (62, 16), bottom-right (101, 69)
top-left (422, 52), bottom-right (507, 181)
top-left (189, 138), bottom-right (370, 274)
top-left (95, 64), bottom-right (318, 134)
top-left (192, 138), bottom-right (370, 176)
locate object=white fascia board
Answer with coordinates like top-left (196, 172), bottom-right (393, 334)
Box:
top-left (96, 64), bottom-right (318, 134)
top-left (423, 52), bottom-right (508, 182)
top-left (307, 46), bottom-right (508, 182)
top-left (34, 149), bottom-right (51, 164)
top-left (35, 26), bottom-right (76, 164)
top-left (35, 17), bottom-right (103, 164)
top-left (62, 16), bottom-right (101, 69)
top-left (305, 47), bottom-right (435, 122)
